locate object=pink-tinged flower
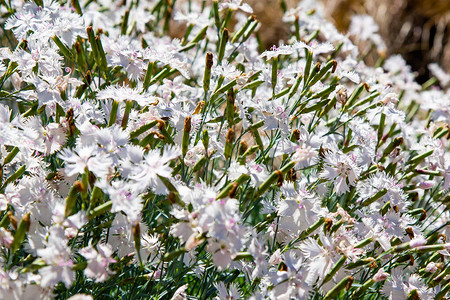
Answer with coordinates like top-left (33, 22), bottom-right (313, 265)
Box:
top-left (291, 144), bottom-right (314, 165)
top-left (268, 249), bottom-right (282, 265)
top-left (267, 250), bottom-right (311, 299)
top-left (259, 44), bottom-right (293, 61)
top-left (0, 228), bottom-right (13, 247)
top-left (103, 180), bottom-right (143, 222)
top-left (97, 85), bottom-right (152, 106)
top-left (80, 244), bottom-right (116, 282)
top-left (208, 241), bottom-right (233, 271)
top-left (357, 171), bottom-right (406, 211)
top-left (58, 146), bottom-right (113, 179)
top-left (37, 226), bottom-right (74, 288)
top-left (321, 147), bottom-right (361, 195)
top-left (300, 234), bottom-right (341, 285)
top-left (52, 9), bottom-right (86, 47)
top-left (425, 262), bottom-right (438, 273)
top-left (349, 15), bottom-right (386, 52)
top-left (292, 40), bottom-right (335, 57)
top-left (23, 117), bottom-right (66, 154)
top-left (129, 146), bottom-right (180, 194)
top-left (68, 294), bottom-right (94, 300)
top-left (96, 125), bottom-right (129, 154)
top-left (409, 237), bottom-right (427, 248)
top-left (0, 269), bottom-right (24, 299)
top-left (103, 35), bottom-right (146, 81)
top-left (382, 270), bottom-right (433, 299)
top-left (418, 180), bottom-right (434, 190)
top-left (429, 63), bottom-right (450, 87)
top-left (373, 268), bottom-right (389, 282)
top-left (171, 284), bottom-right (188, 300)
top-left (213, 282), bottom-right (242, 300)
top-left (247, 236), bottom-right (269, 279)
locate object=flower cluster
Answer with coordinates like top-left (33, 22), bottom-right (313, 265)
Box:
top-left (0, 0), bottom-right (449, 299)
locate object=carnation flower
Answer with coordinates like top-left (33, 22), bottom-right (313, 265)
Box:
top-left (321, 147), bottom-right (361, 195)
top-left (80, 244), bottom-right (116, 282)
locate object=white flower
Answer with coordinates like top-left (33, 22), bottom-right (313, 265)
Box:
top-left (37, 226), bottom-right (74, 288)
top-left (105, 180), bottom-right (143, 222)
top-left (129, 146), bottom-right (180, 194)
top-left (97, 85), bottom-right (153, 106)
top-left (214, 282), bottom-right (242, 300)
top-left (321, 147), bottom-right (361, 195)
top-left (219, 0), bottom-right (253, 13)
top-left (58, 146), bottom-right (113, 179)
top-left (80, 244), bottom-right (116, 282)
top-left (300, 234), bottom-right (340, 285)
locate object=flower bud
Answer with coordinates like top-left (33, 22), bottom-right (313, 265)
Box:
top-left (231, 15), bottom-right (256, 43)
top-left (373, 268), bottom-right (389, 282)
top-left (10, 212), bottom-right (30, 253)
top-left (193, 101), bottom-right (205, 115)
top-left (224, 128), bottom-right (235, 159)
top-left (202, 130), bottom-right (209, 155)
top-left (203, 53), bottom-right (213, 91)
top-left (239, 141), bottom-right (248, 156)
top-left (291, 129), bottom-right (300, 141)
top-left (425, 262), bottom-right (438, 273)
top-left (218, 28), bottom-right (229, 64)
top-left (182, 117), bottom-right (192, 157)
top-left (226, 88), bottom-right (236, 123)
top-left (71, 0), bottom-right (82, 14)
top-left (276, 170), bottom-right (283, 187)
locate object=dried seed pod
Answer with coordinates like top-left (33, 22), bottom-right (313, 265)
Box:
top-left (224, 128), bottom-right (235, 158)
top-left (182, 116), bottom-right (192, 157)
top-left (239, 140), bottom-right (248, 156)
top-left (406, 227), bottom-right (415, 239)
top-left (228, 182), bottom-right (239, 199)
top-left (203, 53), bottom-right (213, 91)
top-left (276, 170), bottom-right (283, 187)
top-left (292, 129), bottom-right (300, 141)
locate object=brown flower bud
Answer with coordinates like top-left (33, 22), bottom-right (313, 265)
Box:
top-left (292, 129), bottom-right (300, 141)
top-left (226, 128), bottom-right (235, 144)
top-left (278, 262), bottom-right (288, 272)
top-left (369, 260), bottom-right (378, 269)
top-left (331, 60), bottom-right (338, 73)
top-left (74, 180), bottom-right (85, 192)
top-left (239, 141), bottom-right (248, 155)
top-left (74, 41), bottom-right (81, 54)
top-left (88, 172), bottom-right (96, 187)
top-left (168, 192), bottom-right (177, 204)
top-left (405, 227), bottom-right (415, 239)
top-left (157, 120), bottom-right (166, 131)
top-left (184, 116), bottom-right (191, 133)
top-left (132, 221), bottom-right (140, 239)
top-left (228, 182), bottom-right (239, 199)
top-left (346, 276), bottom-right (354, 290)
top-left (393, 205), bottom-right (399, 213)
top-left (193, 101), bottom-right (205, 115)
top-left (8, 212), bottom-right (17, 230)
top-left (85, 70), bottom-right (92, 85)
top-left (276, 170), bottom-right (284, 187)
top-left (324, 218), bottom-right (333, 232)
top-left (206, 52), bottom-right (213, 70)
top-left (409, 255), bottom-right (415, 266)
top-left (286, 168), bottom-right (297, 182)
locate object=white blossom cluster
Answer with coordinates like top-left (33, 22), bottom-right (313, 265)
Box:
top-left (0, 0), bottom-right (449, 299)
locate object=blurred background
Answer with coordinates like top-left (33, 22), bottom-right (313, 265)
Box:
top-left (247, 0), bottom-right (449, 83)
